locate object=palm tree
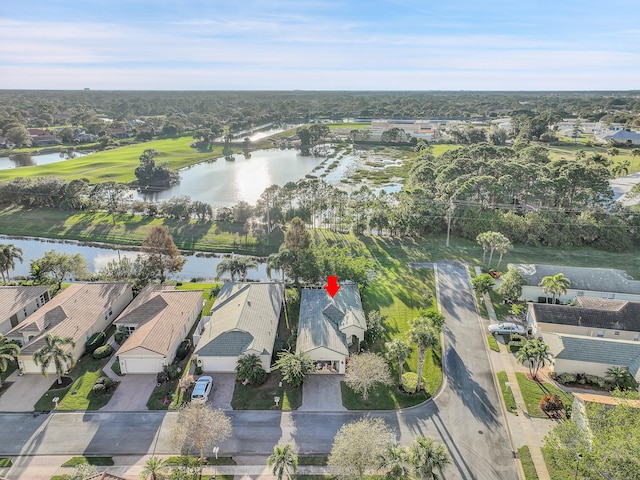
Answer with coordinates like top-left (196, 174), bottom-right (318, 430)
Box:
top-left (606, 366), bottom-right (637, 391)
top-left (632, 148), bottom-right (640, 166)
top-left (139, 456), bottom-right (168, 480)
top-left (235, 256), bottom-right (258, 282)
top-left (216, 256), bottom-right (239, 282)
top-left (408, 318), bottom-right (437, 393)
top-left (516, 339), bottom-right (552, 381)
top-left (385, 338), bottom-right (413, 387)
top-left (0, 334), bottom-right (20, 388)
top-left (0, 244), bottom-right (24, 283)
top-left (408, 436), bottom-right (451, 480)
top-left (236, 353), bottom-right (266, 385)
top-left (267, 443), bottom-right (298, 480)
top-left (266, 249), bottom-right (292, 283)
top-left (32, 334), bottom-right (76, 384)
top-left (539, 273), bottom-right (571, 304)
top-left (378, 443), bottom-right (410, 480)
top-left (495, 237), bottom-right (512, 269)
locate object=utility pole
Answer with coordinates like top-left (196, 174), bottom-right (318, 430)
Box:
top-left (446, 200), bottom-right (454, 247)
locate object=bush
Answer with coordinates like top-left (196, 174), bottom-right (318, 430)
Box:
top-left (94, 376), bottom-right (106, 385)
top-left (167, 363), bottom-right (182, 380)
top-left (194, 366), bottom-right (203, 376)
top-left (557, 372), bottom-right (577, 384)
top-left (114, 326), bottom-right (129, 345)
top-left (85, 332), bottom-right (106, 354)
top-left (507, 333), bottom-right (526, 353)
top-left (176, 339), bottom-right (191, 361)
top-left (401, 372), bottom-right (420, 393)
top-left (103, 377), bottom-right (117, 392)
top-left (585, 374), bottom-right (607, 388)
top-left (92, 344), bottom-right (114, 359)
top-left (539, 394), bottom-right (564, 418)
top-left (92, 383), bottom-right (106, 395)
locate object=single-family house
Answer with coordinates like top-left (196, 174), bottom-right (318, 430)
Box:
top-left (596, 129), bottom-right (640, 145)
top-left (542, 332), bottom-right (640, 383)
top-left (30, 135), bottom-right (61, 147)
top-left (508, 264), bottom-right (640, 303)
top-left (296, 283), bottom-right (366, 374)
top-left (0, 286), bottom-right (51, 334)
top-left (114, 285), bottom-right (203, 374)
top-left (6, 283), bottom-right (132, 375)
top-left (193, 283), bottom-right (284, 373)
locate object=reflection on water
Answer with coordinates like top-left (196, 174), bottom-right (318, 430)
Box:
top-left (136, 149), bottom-right (324, 207)
top-left (0, 151), bottom-right (88, 170)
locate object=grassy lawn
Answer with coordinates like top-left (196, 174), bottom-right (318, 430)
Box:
top-left (518, 446), bottom-right (539, 480)
top-left (0, 206), bottom-right (282, 256)
top-left (497, 371), bottom-right (517, 415)
top-left (176, 282), bottom-right (219, 314)
top-left (33, 354), bottom-right (117, 411)
top-left (298, 456), bottom-right (328, 466)
top-left (341, 381), bottom-right (431, 410)
top-left (515, 372), bottom-right (573, 419)
top-left (0, 458), bottom-right (12, 467)
top-left (487, 334), bottom-right (500, 352)
top-left (542, 447), bottom-right (575, 480)
top-left (147, 357), bottom-right (194, 411)
top-left (232, 370), bottom-right (302, 410)
top-left (61, 456), bottom-right (114, 467)
top-left (0, 136), bottom-right (226, 184)
top-left (0, 359), bottom-right (17, 383)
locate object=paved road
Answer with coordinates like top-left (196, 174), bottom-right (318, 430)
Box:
top-left (0, 262), bottom-right (517, 479)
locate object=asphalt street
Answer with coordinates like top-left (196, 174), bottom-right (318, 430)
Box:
top-left (0, 262), bottom-right (518, 479)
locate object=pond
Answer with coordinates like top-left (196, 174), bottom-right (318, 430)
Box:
top-left (0, 235), bottom-right (274, 282)
top-left (0, 152), bottom-right (88, 170)
top-left (136, 148), bottom-right (325, 207)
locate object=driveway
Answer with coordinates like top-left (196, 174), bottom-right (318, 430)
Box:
top-left (100, 374), bottom-right (157, 411)
top-left (0, 371), bottom-right (53, 412)
top-left (208, 373), bottom-right (236, 410)
top-left (299, 374), bottom-right (346, 411)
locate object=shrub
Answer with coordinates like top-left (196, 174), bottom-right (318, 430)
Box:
top-left (92, 383), bottom-right (106, 395)
top-left (539, 394), bottom-right (564, 418)
top-left (557, 372), bottom-right (577, 384)
top-left (94, 376), bottom-right (106, 385)
top-left (176, 339), bottom-right (191, 361)
top-left (103, 377), bottom-right (117, 392)
top-left (114, 326), bottom-right (129, 345)
top-left (92, 344), bottom-right (114, 359)
top-left (167, 364), bottom-right (182, 380)
top-left (585, 374), bottom-right (607, 388)
top-left (194, 366), bottom-right (203, 376)
top-left (85, 332), bottom-right (106, 354)
top-left (401, 372), bottom-right (420, 393)
top-left (157, 371), bottom-right (169, 384)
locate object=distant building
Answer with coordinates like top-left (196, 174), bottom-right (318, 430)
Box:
top-left (596, 129), bottom-right (640, 145)
top-left (370, 119), bottom-right (439, 141)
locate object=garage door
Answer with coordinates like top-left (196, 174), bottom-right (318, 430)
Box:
top-left (199, 356), bottom-right (238, 373)
top-left (121, 356), bottom-right (164, 374)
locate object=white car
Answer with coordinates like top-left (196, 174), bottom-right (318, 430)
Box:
top-left (488, 322), bottom-right (526, 335)
top-left (191, 375), bottom-right (213, 403)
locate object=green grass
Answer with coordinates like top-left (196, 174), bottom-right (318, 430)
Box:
top-left (232, 370), bottom-right (302, 410)
top-left (518, 446), bottom-right (539, 480)
top-left (515, 372), bottom-right (573, 418)
top-left (165, 455), bottom-right (237, 466)
top-left (542, 447), bottom-right (575, 480)
top-left (33, 355), bottom-right (117, 411)
top-left (111, 357), bottom-right (122, 376)
top-left (298, 456), bottom-right (328, 466)
top-left (0, 360), bottom-right (17, 383)
top-left (61, 456), bottom-right (114, 467)
top-left (0, 206), bottom-right (282, 256)
top-left (487, 334), bottom-right (500, 352)
top-left (0, 457), bottom-right (12, 467)
top-left (0, 136), bottom-right (226, 184)
top-left (341, 379), bottom-right (432, 410)
top-left (497, 371), bottom-right (518, 415)
top-left (147, 357), bottom-right (194, 411)
top-left (328, 122), bottom-right (370, 130)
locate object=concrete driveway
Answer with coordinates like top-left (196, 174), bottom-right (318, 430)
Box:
top-left (299, 374), bottom-right (346, 411)
top-left (207, 373), bottom-right (236, 410)
top-left (100, 374), bottom-right (157, 411)
top-left (0, 371), bottom-right (54, 412)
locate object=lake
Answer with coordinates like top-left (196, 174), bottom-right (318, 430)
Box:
top-left (0, 235), bottom-right (274, 282)
top-left (0, 152), bottom-right (88, 170)
top-left (137, 148), bottom-right (325, 207)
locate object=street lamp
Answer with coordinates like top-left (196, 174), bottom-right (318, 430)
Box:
top-left (573, 453), bottom-right (582, 480)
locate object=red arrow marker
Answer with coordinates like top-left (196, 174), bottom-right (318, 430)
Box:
top-left (324, 276), bottom-right (341, 298)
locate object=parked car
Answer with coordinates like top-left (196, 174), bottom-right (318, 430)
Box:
top-left (191, 375), bottom-right (213, 403)
top-left (488, 322), bottom-right (526, 335)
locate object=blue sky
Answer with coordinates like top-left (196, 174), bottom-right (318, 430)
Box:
top-left (1, 0), bottom-right (639, 90)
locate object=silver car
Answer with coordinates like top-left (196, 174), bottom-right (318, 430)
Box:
top-left (191, 375), bottom-right (213, 403)
top-left (488, 322), bottom-right (526, 335)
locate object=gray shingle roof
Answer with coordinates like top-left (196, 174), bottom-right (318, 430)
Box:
top-left (0, 286), bottom-right (50, 322)
top-left (296, 284), bottom-right (365, 356)
top-left (542, 332), bottom-right (640, 380)
top-left (194, 283), bottom-right (284, 358)
top-left (532, 299), bottom-right (640, 332)
top-left (510, 263), bottom-right (640, 295)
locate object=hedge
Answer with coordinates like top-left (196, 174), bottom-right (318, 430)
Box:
top-left (85, 331), bottom-right (106, 354)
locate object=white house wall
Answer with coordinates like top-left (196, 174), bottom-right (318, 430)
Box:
top-left (519, 286), bottom-right (640, 303)
top-left (535, 321), bottom-right (640, 341)
top-left (198, 356), bottom-right (238, 373)
top-left (550, 358), bottom-right (616, 380)
top-left (0, 298), bottom-right (40, 335)
top-left (120, 355), bottom-right (165, 374)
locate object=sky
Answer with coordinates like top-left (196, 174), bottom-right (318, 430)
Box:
top-left (1, 0), bottom-right (639, 91)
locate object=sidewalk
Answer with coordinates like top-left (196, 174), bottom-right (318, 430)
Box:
top-left (476, 266), bottom-right (552, 480)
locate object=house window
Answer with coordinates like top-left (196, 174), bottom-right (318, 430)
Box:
top-left (634, 335), bottom-right (640, 342)
top-left (577, 291), bottom-right (584, 296)
top-left (39, 294), bottom-right (47, 305)
top-left (608, 294), bottom-right (615, 299)
top-left (597, 330), bottom-right (605, 338)
top-left (109, 307), bottom-right (113, 317)
top-left (105, 313), bottom-right (108, 321)
top-left (126, 326), bottom-right (136, 334)
top-left (23, 308), bottom-right (27, 316)
top-left (615, 331), bottom-right (620, 336)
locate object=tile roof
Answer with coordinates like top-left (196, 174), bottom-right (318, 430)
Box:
top-left (0, 286), bottom-right (50, 322)
top-left (296, 283), bottom-right (365, 356)
top-left (194, 283), bottom-right (284, 358)
top-left (509, 263), bottom-right (640, 294)
top-left (532, 299), bottom-right (640, 332)
top-left (542, 332), bottom-right (640, 380)
top-left (7, 283), bottom-right (130, 355)
top-left (115, 285), bottom-right (203, 356)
